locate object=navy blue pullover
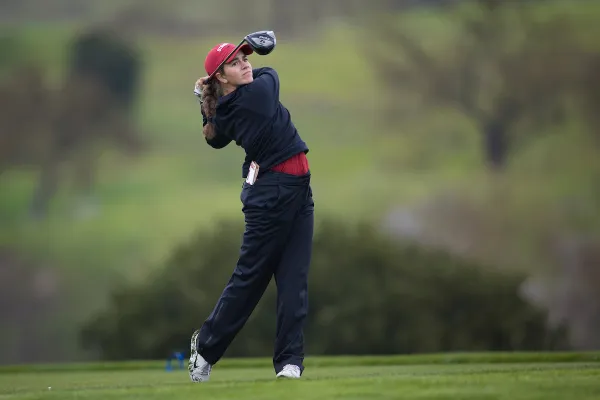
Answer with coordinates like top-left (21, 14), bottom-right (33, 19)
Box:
top-left (202, 67), bottom-right (309, 178)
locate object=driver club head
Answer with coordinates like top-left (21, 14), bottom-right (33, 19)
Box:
top-left (244, 31), bottom-right (276, 56)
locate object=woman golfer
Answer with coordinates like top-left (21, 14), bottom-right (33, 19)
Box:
top-left (188, 41), bottom-right (314, 382)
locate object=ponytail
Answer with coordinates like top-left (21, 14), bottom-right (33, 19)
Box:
top-left (201, 71), bottom-right (223, 140)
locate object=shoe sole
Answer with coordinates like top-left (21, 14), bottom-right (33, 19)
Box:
top-left (276, 374), bottom-right (301, 379)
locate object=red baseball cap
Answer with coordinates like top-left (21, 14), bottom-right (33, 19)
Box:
top-left (204, 42), bottom-right (253, 76)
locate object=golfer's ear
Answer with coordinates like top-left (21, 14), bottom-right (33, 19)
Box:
top-left (216, 72), bottom-right (228, 84)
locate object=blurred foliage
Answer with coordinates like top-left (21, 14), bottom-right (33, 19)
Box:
top-left (0, 28), bottom-right (143, 219)
top-left (364, 0), bottom-right (600, 170)
top-left (80, 218), bottom-right (566, 360)
top-left (69, 30), bottom-right (142, 111)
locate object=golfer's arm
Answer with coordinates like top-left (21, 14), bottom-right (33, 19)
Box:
top-left (205, 133), bottom-right (232, 149)
top-left (244, 68), bottom-right (279, 115)
top-left (252, 67), bottom-right (271, 79)
top-left (252, 68), bottom-right (279, 89)
top-left (202, 110), bottom-right (232, 149)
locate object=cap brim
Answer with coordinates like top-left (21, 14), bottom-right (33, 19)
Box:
top-left (225, 43), bottom-right (253, 63)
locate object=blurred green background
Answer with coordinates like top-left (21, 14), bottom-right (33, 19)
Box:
top-left (1, 0), bottom-right (599, 365)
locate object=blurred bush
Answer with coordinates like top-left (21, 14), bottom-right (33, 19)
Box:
top-left (80, 217), bottom-right (566, 360)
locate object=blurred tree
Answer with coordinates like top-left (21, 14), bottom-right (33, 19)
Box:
top-left (28, 30), bottom-right (143, 219)
top-left (0, 29), bottom-right (144, 219)
top-left (28, 74), bottom-right (143, 220)
top-left (0, 65), bottom-right (51, 173)
top-left (69, 30), bottom-right (141, 112)
top-left (362, 0), bottom-right (596, 170)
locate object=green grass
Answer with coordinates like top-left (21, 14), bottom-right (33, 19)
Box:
top-left (2, 352), bottom-right (600, 373)
top-left (1, 354), bottom-right (599, 400)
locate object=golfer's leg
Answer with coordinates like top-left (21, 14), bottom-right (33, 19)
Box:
top-left (273, 195), bottom-right (314, 375)
top-left (197, 203), bottom-right (288, 365)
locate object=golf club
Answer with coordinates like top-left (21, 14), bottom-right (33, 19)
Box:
top-left (195, 30), bottom-right (276, 101)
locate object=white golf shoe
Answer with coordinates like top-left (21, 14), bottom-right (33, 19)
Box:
top-left (276, 364), bottom-right (301, 379)
top-left (188, 330), bottom-right (212, 382)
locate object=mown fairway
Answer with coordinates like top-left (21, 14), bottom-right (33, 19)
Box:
top-left (1, 354), bottom-right (599, 400)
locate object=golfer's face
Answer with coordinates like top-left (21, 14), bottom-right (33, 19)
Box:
top-left (224, 52), bottom-right (253, 86)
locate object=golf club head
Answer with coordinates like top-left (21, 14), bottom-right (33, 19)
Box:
top-left (244, 31), bottom-right (276, 56)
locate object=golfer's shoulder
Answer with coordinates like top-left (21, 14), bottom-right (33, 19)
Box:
top-left (252, 67), bottom-right (279, 87)
top-left (238, 67), bottom-right (279, 102)
top-left (253, 66), bottom-right (278, 77)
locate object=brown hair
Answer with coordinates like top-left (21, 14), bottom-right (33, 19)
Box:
top-left (201, 68), bottom-right (224, 140)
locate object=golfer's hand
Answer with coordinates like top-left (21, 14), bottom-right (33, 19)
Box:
top-left (194, 76), bottom-right (209, 98)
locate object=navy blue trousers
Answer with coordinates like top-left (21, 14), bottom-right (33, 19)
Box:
top-left (196, 171), bottom-right (314, 375)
